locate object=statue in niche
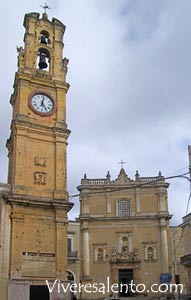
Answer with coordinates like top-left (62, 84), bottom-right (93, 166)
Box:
top-left (97, 248), bottom-right (104, 262)
top-left (121, 236), bottom-right (129, 253)
top-left (147, 247), bottom-right (154, 260)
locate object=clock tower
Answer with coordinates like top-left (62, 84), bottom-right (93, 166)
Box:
top-left (5, 11), bottom-right (73, 300)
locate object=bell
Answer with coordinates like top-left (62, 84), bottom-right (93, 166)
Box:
top-left (38, 54), bottom-right (48, 69)
top-left (40, 35), bottom-right (47, 44)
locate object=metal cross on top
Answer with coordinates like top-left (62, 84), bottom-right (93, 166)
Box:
top-left (118, 159), bottom-right (126, 169)
top-left (41, 3), bottom-right (51, 13)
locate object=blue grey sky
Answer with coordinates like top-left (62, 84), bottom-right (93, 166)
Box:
top-left (0, 0), bottom-right (191, 223)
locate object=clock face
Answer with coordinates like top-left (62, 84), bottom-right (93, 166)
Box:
top-left (30, 93), bottom-right (54, 114)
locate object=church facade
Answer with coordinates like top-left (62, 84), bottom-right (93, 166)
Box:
top-left (78, 168), bottom-right (172, 298)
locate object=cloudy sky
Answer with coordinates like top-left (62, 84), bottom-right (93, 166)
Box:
top-left (0, 0), bottom-right (191, 224)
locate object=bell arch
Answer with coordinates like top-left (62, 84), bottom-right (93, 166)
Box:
top-left (37, 47), bottom-right (51, 71)
top-left (39, 30), bottom-right (50, 45)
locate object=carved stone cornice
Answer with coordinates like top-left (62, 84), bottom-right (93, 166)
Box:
top-left (5, 193), bottom-right (73, 211)
top-left (79, 214), bottom-right (171, 221)
top-left (11, 117), bottom-right (71, 136)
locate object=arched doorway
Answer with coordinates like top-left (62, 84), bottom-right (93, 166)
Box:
top-left (67, 271), bottom-right (75, 300)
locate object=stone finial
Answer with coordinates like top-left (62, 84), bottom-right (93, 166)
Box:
top-left (158, 171), bottom-right (162, 177)
top-left (83, 173), bottom-right (87, 179)
top-left (106, 171), bottom-right (111, 180)
top-left (16, 46), bottom-right (25, 60)
top-left (135, 170), bottom-right (140, 179)
top-left (62, 58), bottom-right (69, 70)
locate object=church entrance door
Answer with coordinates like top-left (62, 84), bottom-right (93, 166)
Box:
top-left (30, 285), bottom-right (49, 300)
top-left (118, 269), bottom-right (134, 297)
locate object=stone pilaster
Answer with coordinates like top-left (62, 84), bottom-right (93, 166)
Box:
top-left (160, 221), bottom-right (169, 273)
top-left (135, 188), bottom-right (141, 214)
top-left (10, 210), bottom-right (24, 279)
top-left (82, 227), bottom-right (90, 277)
top-left (106, 190), bottom-right (111, 214)
top-left (56, 211), bottom-right (68, 280)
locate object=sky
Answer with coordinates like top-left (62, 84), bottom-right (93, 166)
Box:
top-left (0, 0), bottom-right (191, 224)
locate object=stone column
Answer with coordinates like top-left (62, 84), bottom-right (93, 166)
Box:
top-left (82, 228), bottom-right (90, 277)
top-left (160, 225), bottom-right (169, 273)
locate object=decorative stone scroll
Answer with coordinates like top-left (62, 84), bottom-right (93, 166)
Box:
top-left (34, 156), bottom-right (46, 167)
top-left (34, 171), bottom-right (47, 185)
top-left (111, 246), bottom-right (140, 263)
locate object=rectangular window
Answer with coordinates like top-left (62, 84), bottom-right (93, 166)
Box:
top-left (118, 200), bottom-right (130, 217)
top-left (67, 237), bottom-right (72, 253)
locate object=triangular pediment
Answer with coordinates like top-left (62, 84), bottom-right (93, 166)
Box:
top-left (115, 168), bottom-right (130, 183)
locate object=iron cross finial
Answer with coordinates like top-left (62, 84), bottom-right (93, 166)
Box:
top-left (118, 159), bottom-right (126, 169)
top-left (41, 3), bottom-right (51, 13)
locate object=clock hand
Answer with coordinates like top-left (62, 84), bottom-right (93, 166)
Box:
top-left (43, 104), bottom-right (48, 111)
top-left (40, 96), bottom-right (45, 106)
top-left (39, 97), bottom-right (48, 111)
top-left (42, 99), bottom-right (48, 110)
top-left (43, 102), bottom-right (48, 111)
